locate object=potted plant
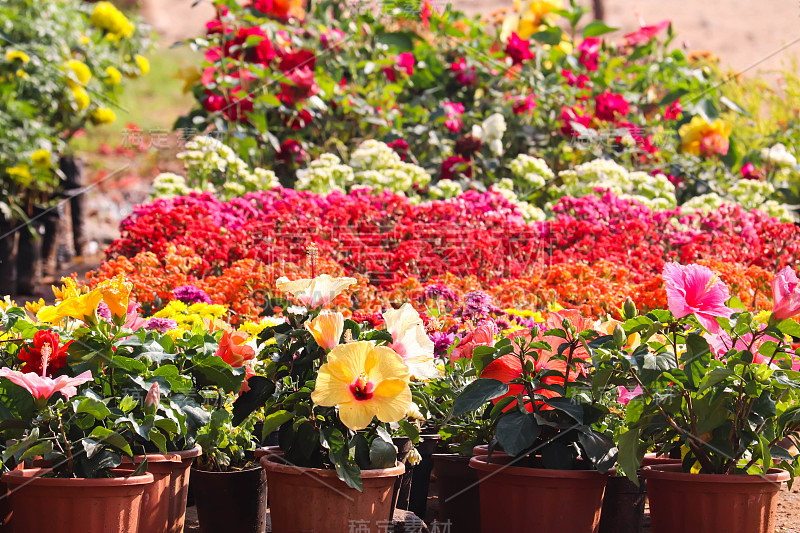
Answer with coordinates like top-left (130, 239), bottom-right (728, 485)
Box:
top-left (231, 266), bottom-right (427, 532)
top-left (594, 263), bottom-right (800, 533)
top-left (193, 408), bottom-right (266, 533)
top-left (454, 310), bottom-right (616, 533)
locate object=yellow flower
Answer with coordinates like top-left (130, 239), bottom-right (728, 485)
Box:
top-left (98, 275), bottom-right (132, 318)
top-left (175, 66), bottom-right (201, 94)
top-left (80, 35), bottom-right (91, 46)
top-left (90, 107), bottom-right (116, 125)
top-left (306, 310), bottom-right (345, 350)
top-left (276, 274), bottom-right (357, 308)
top-left (37, 288), bottom-right (103, 324)
top-left (65, 60), bottom-right (92, 88)
top-left (6, 165), bottom-right (32, 184)
top-left (15, 70), bottom-right (28, 79)
top-left (71, 87), bottom-right (90, 110)
top-left (5, 50), bottom-right (30, 63)
top-left (0, 296), bottom-right (18, 311)
top-left (31, 149), bottom-right (51, 169)
top-left (52, 277), bottom-right (83, 302)
top-left (505, 0), bottom-right (563, 39)
top-left (311, 341), bottom-right (412, 430)
top-left (104, 66), bottom-right (122, 85)
top-left (679, 116), bottom-right (732, 157)
top-left (90, 2), bottom-right (135, 39)
top-left (25, 298), bottom-right (45, 315)
top-left (134, 54), bottom-right (150, 76)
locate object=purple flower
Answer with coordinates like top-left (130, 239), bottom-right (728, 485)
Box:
top-left (423, 284), bottom-right (458, 303)
top-left (145, 318), bottom-right (179, 333)
top-left (430, 331), bottom-right (456, 358)
top-left (172, 285), bottom-right (212, 305)
top-left (458, 291), bottom-right (498, 319)
top-left (97, 302), bottom-right (112, 322)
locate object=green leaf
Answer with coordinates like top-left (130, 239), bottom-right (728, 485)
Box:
top-left (777, 319), bottom-right (800, 338)
top-left (583, 21), bottom-right (618, 37)
top-left (110, 356), bottom-right (147, 375)
top-left (89, 427), bottom-right (132, 457)
top-left (578, 431), bottom-right (617, 473)
top-left (495, 412), bottom-right (540, 456)
top-left (119, 396), bottom-right (138, 413)
top-left (18, 441), bottom-right (53, 462)
top-left (192, 354), bottom-right (245, 394)
top-left (698, 368), bottom-right (734, 392)
top-left (375, 32), bottom-right (415, 51)
top-left (618, 428), bottom-right (644, 483)
top-left (320, 427), bottom-right (362, 491)
top-left (452, 379), bottom-right (508, 417)
top-left (531, 27), bottom-right (563, 45)
top-left (543, 397), bottom-right (584, 424)
top-left (232, 376), bottom-right (276, 426)
top-left (148, 429), bottom-right (168, 454)
top-left (76, 398), bottom-right (112, 420)
top-left (261, 410), bottom-right (294, 441)
top-left (369, 438), bottom-right (398, 470)
top-left (398, 420), bottom-right (420, 444)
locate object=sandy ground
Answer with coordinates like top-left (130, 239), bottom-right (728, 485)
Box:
top-left (141, 0), bottom-right (800, 75)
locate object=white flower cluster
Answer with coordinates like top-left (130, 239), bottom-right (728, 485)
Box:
top-left (428, 179), bottom-right (464, 200)
top-left (472, 113), bottom-right (507, 157)
top-left (509, 154), bottom-right (554, 188)
top-left (761, 143), bottom-right (797, 167)
top-left (682, 187), bottom-right (794, 222)
top-left (153, 135), bottom-right (279, 199)
top-left (554, 158), bottom-right (677, 209)
top-left (296, 140), bottom-right (431, 194)
top-left (493, 178), bottom-right (546, 222)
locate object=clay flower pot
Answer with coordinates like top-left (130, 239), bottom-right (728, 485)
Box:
top-left (260, 454), bottom-right (404, 533)
top-left (470, 454), bottom-right (609, 533)
top-left (641, 452), bottom-right (682, 467)
top-left (432, 454), bottom-right (481, 533)
top-left (1, 468), bottom-right (154, 533)
top-left (117, 445), bottom-right (201, 533)
top-left (472, 444), bottom-right (509, 457)
top-left (642, 464), bottom-right (790, 533)
top-left (192, 465), bottom-right (268, 533)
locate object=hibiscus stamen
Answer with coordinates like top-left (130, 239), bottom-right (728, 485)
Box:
top-left (305, 243), bottom-right (319, 278)
top-left (350, 372), bottom-right (374, 401)
top-left (40, 342), bottom-right (52, 378)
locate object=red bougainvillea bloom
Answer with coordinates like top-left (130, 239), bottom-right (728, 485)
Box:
top-left (663, 262), bottom-right (733, 333)
top-left (771, 266), bottom-right (800, 319)
top-left (624, 20), bottom-right (670, 47)
top-left (595, 91), bottom-right (630, 122)
top-left (505, 32), bottom-right (535, 66)
top-left (451, 57), bottom-right (477, 86)
top-left (664, 99), bottom-right (682, 120)
top-left (18, 330), bottom-right (72, 377)
top-left (577, 37), bottom-right (600, 71)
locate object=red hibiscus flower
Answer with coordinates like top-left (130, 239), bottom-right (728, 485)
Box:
top-left (19, 330), bottom-right (72, 377)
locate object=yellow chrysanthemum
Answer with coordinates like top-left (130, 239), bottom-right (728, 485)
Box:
top-left (679, 116), bottom-right (732, 157)
top-left (0, 296), bottom-right (18, 312)
top-left (25, 298), bottom-right (46, 315)
top-left (98, 274), bottom-right (132, 318)
top-left (37, 288), bottom-right (103, 324)
top-left (505, 0), bottom-right (563, 39)
top-left (5, 50), bottom-right (30, 63)
top-left (6, 165), bottom-right (32, 184)
top-left (71, 87), bottom-right (90, 110)
top-left (90, 107), bottom-right (116, 125)
top-left (15, 69), bottom-right (28, 79)
top-left (65, 60), bottom-right (92, 88)
top-left (104, 66), bottom-right (122, 85)
top-left (134, 54), bottom-right (149, 76)
top-left (90, 2), bottom-right (135, 38)
top-left (311, 341), bottom-right (412, 430)
top-left (31, 149), bottom-right (51, 169)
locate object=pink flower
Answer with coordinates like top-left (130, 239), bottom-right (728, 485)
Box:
top-left (145, 382), bottom-right (160, 409)
top-left (665, 100), bottom-right (682, 120)
top-left (562, 69), bottom-right (590, 88)
top-left (384, 53), bottom-right (415, 82)
top-left (560, 104), bottom-right (592, 137)
top-left (451, 57), bottom-right (477, 86)
top-left (125, 302), bottom-right (147, 331)
top-left (0, 368), bottom-right (93, 401)
top-left (595, 91), bottom-right (629, 122)
top-left (624, 20), bottom-right (670, 47)
top-left (505, 32), bottom-right (534, 66)
top-left (740, 162), bottom-right (760, 180)
top-left (450, 321), bottom-right (497, 361)
top-left (772, 266), bottom-right (800, 320)
top-left (443, 101), bottom-right (465, 132)
top-left (512, 93), bottom-right (537, 115)
top-left (617, 385), bottom-right (643, 405)
top-left (577, 37), bottom-right (600, 71)
top-left (663, 262), bottom-right (733, 333)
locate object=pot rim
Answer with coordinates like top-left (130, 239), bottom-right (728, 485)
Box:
top-left (122, 444), bottom-right (202, 465)
top-left (260, 454), bottom-right (405, 478)
top-left (254, 445), bottom-right (283, 459)
top-left (190, 464), bottom-right (263, 476)
top-left (469, 454), bottom-right (610, 479)
top-left (1, 468), bottom-right (154, 486)
top-left (432, 453), bottom-right (472, 462)
top-left (641, 464), bottom-right (790, 484)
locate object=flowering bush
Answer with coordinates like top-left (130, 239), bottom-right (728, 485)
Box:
top-left (0, 0), bottom-right (150, 221)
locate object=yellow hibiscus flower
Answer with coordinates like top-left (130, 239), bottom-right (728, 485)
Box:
top-left (38, 288), bottom-right (103, 324)
top-left (306, 310), bottom-right (345, 350)
top-left (311, 341), bottom-right (412, 430)
top-left (98, 275), bottom-right (132, 318)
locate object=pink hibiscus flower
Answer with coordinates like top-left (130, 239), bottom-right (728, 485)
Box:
top-left (662, 263), bottom-right (733, 333)
top-left (772, 266), bottom-right (800, 320)
top-left (0, 368), bottom-right (93, 401)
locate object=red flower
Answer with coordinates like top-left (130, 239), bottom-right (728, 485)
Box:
top-left (227, 27), bottom-right (276, 65)
top-left (203, 91), bottom-right (225, 113)
top-left (665, 100), bottom-right (682, 120)
top-left (577, 37), bottom-right (600, 71)
top-left (512, 93), bottom-right (537, 115)
top-left (560, 104), bottom-right (592, 136)
top-left (624, 20), bottom-right (670, 47)
top-left (740, 162), bottom-right (761, 180)
top-left (480, 350), bottom-right (572, 413)
top-left (387, 139), bottom-right (410, 160)
top-left (384, 53), bottom-right (415, 82)
top-left (454, 135), bottom-right (482, 159)
top-left (279, 65), bottom-right (319, 105)
top-left (451, 57), bottom-right (477, 86)
top-left (505, 32), bottom-right (534, 66)
top-left (595, 90), bottom-right (629, 122)
top-left (277, 139), bottom-right (307, 165)
top-left (18, 330), bottom-right (72, 377)
top-left (279, 50), bottom-right (316, 73)
top-left (440, 156), bottom-right (471, 180)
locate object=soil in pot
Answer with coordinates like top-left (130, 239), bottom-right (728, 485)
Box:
top-left (1, 468), bottom-right (153, 533)
top-left (470, 454), bottom-right (609, 533)
top-left (642, 464), bottom-right (790, 533)
top-left (598, 474), bottom-right (646, 533)
top-left (192, 465), bottom-right (267, 533)
top-left (432, 454), bottom-right (480, 533)
top-left (261, 454), bottom-right (404, 533)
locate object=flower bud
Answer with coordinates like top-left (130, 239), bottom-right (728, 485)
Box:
top-left (613, 324), bottom-right (627, 348)
top-left (623, 298), bottom-right (637, 320)
top-left (407, 448), bottom-right (422, 466)
top-left (529, 325), bottom-right (540, 338)
top-left (145, 382), bottom-right (160, 410)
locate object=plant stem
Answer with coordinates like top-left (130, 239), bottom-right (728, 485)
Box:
top-left (58, 413), bottom-right (74, 476)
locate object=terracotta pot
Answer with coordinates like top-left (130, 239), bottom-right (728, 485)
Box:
top-left (469, 454), bottom-right (608, 533)
top-left (472, 444), bottom-right (509, 458)
top-left (261, 455), bottom-right (404, 532)
top-left (117, 446), bottom-right (201, 533)
top-left (192, 465), bottom-right (268, 533)
top-left (432, 454), bottom-right (480, 533)
top-left (598, 475), bottom-right (647, 533)
top-left (253, 446), bottom-right (282, 460)
top-left (641, 453), bottom-right (682, 467)
top-left (1, 468), bottom-right (153, 533)
top-left (642, 464), bottom-right (790, 533)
